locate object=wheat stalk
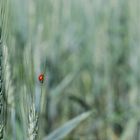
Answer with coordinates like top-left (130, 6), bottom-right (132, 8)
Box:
top-left (28, 103), bottom-right (38, 140)
top-left (3, 44), bottom-right (14, 109)
top-left (3, 43), bottom-right (16, 139)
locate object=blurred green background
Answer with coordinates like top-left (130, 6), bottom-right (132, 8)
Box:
top-left (1, 0), bottom-right (140, 139)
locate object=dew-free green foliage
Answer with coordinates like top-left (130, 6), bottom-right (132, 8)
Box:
top-left (44, 111), bottom-right (91, 140)
top-left (0, 0), bottom-right (140, 139)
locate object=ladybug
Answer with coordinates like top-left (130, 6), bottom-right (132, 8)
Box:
top-left (38, 74), bottom-right (44, 83)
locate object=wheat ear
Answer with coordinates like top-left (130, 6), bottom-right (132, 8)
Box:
top-left (28, 103), bottom-right (38, 140)
top-left (0, 37), bottom-right (6, 140)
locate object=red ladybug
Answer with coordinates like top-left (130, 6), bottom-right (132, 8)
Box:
top-left (38, 74), bottom-right (44, 83)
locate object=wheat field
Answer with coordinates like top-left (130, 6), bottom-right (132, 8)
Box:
top-left (0, 0), bottom-right (140, 139)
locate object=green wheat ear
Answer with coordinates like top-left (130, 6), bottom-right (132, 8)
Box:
top-left (0, 39), bottom-right (6, 140)
top-left (0, 125), bottom-right (4, 140)
top-left (28, 103), bottom-right (38, 140)
top-left (0, 36), bottom-right (3, 140)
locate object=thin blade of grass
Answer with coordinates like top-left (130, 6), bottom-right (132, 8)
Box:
top-left (43, 111), bottom-right (91, 140)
